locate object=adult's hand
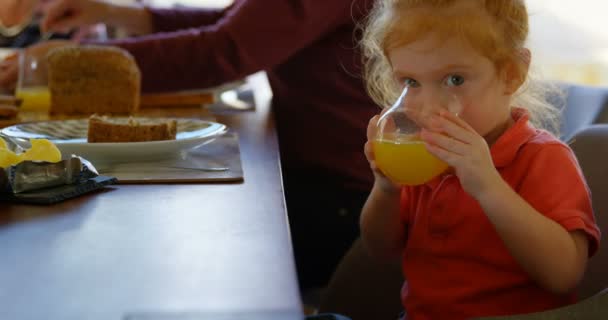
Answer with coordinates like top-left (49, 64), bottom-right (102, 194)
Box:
top-left (41, 0), bottom-right (153, 36)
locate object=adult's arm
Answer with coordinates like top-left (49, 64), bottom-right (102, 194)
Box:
top-left (148, 6), bottom-right (232, 33)
top-left (42, 0), bottom-right (229, 36)
top-left (97, 0), bottom-right (365, 92)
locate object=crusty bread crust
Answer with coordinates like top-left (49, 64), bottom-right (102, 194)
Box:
top-left (47, 46), bottom-right (141, 115)
top-left (87, 115), bottom-right (177, 143)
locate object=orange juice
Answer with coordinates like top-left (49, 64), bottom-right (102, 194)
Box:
top-left (373, 137), bottom-right (448, 185)
top-left (16, 86), bottom-right (51, 111)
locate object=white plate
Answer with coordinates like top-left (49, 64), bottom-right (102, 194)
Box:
top-left (0, 118), bottom-right (227, 164)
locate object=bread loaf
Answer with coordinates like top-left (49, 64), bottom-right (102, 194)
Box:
top-left (47, 46), bottom-right (141, 115)
top-left (87, 115), bottom-right (177, 143)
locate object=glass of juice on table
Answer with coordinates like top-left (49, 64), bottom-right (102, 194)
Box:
top-left (373, 86), bottom-right (462, 185)
top-left (16, 50), bottom-right (51, 111)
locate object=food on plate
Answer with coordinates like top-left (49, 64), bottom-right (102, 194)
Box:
top-left (20, 139), bottom-right (62, 163)
top-left (47, 46), bottom-right (141, 115)
top-left (0, 148), bottom-right (20, 168)
top-left (0, 137), bottom-right (62, 168)
top-left (87, 114), bottom-right (177, 143)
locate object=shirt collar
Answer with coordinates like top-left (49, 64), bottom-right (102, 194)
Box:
top-left (490, 107), bottom-right (537, 168)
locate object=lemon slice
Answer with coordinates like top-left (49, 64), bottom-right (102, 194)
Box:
top-left (0, 148), bottom-right (21, 168)
top-left (0, 138), bottom-right (7, 150)
top-left (20, 139), bottom-right (62, 163)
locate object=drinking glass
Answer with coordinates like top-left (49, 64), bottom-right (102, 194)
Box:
top-left (16, 50), bottom-right (51, 111)
top-left (373, 86), bottom-right (462, 185)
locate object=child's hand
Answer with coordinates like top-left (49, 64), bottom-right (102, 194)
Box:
top-left (365, 115), bottom-right (401, 194)
top-left (420, 111), bottom-right (502, 198)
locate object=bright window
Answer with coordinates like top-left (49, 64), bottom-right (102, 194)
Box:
top-left (528, 1), bottom-right (608, 86)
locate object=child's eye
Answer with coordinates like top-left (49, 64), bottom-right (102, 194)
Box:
top-left (403, 78), bottom-right (420, 88)
top-left (444, 75), bottom-right (465, 86)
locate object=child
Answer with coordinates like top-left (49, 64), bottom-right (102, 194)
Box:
top-left (359, 1), bottom-right (601, 319)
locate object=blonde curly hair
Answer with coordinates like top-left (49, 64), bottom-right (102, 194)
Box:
top-left (361, 0), bottom-right (562, 135)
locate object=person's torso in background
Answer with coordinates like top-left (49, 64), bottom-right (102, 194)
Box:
top-left (268, 0), bottom-right (378, 193)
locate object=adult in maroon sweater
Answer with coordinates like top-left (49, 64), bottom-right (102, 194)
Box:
top-left (3, 0), bottom-right (379, 290)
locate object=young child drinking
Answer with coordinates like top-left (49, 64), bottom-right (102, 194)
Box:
top-left (359, 1), bottom-right (601, 319)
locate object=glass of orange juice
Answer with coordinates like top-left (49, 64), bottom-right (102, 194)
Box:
top-left (16, 50), bottom-right (51, 112)
top-left (373, 86), bottom-right (461, 185)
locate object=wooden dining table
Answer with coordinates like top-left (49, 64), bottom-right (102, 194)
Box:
top-left (0, 75), bottom-right (304, 320)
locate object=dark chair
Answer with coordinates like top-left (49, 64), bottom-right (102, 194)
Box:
top-left (474, 289), bottom-right (608, 320)
top-left (318, 238), bottom-right (404, 320)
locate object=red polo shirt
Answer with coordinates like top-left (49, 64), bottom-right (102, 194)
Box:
top-left (399, 108), bottom-right (601, 320)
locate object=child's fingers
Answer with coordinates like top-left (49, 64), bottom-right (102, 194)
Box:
top-left (367, 115), bottom-right (380, 141)
top-left (364, 140), bottom-right (386, 175)
top-left (369, 160), bottom-right (379, 172)
top-left (424, 142), bottom-right (459, 166)
top-left (369, 160), bottom-right (392, 183)
top-left (420, 129), bottom-right (468, 156)
top-left (364, 139), bottom-right (399, 189)
top-left (364, 140), bottom-right (375, 161)
top-left (431, 114), bottom-right (477, 144)
top-left (440, 110), bottom-right (477, 133)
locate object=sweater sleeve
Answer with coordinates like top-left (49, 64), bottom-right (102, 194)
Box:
top-left (97, 0), bottom-right (360, 92)
top-left (148, 7), bottom-right (229, 33)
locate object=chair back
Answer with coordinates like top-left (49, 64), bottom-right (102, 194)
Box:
top-left (570, 125), bottom-right (608, 299)
top-left (318, 238), bottom-right (404, 320)
top-left (475, 290), bottom-right (608, 320)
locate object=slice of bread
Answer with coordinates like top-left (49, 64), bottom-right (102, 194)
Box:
top-left (87, 115), bottom-right (177, 143)
top-left (47, 46), bottom-right (141, 115)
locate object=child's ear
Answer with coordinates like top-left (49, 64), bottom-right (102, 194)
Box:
top-left (503, 48), bottom-right (531, 95)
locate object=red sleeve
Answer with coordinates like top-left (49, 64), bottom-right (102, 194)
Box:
top-left (97, 0), bottom-right (364, 92)
top-left (148, 7), bottom-right (230, 32)
top-left (518, 143), bottom-right (601, 257)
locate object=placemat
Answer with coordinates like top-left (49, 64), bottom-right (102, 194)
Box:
top-left (96, 132), bottom-right (243, 184)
